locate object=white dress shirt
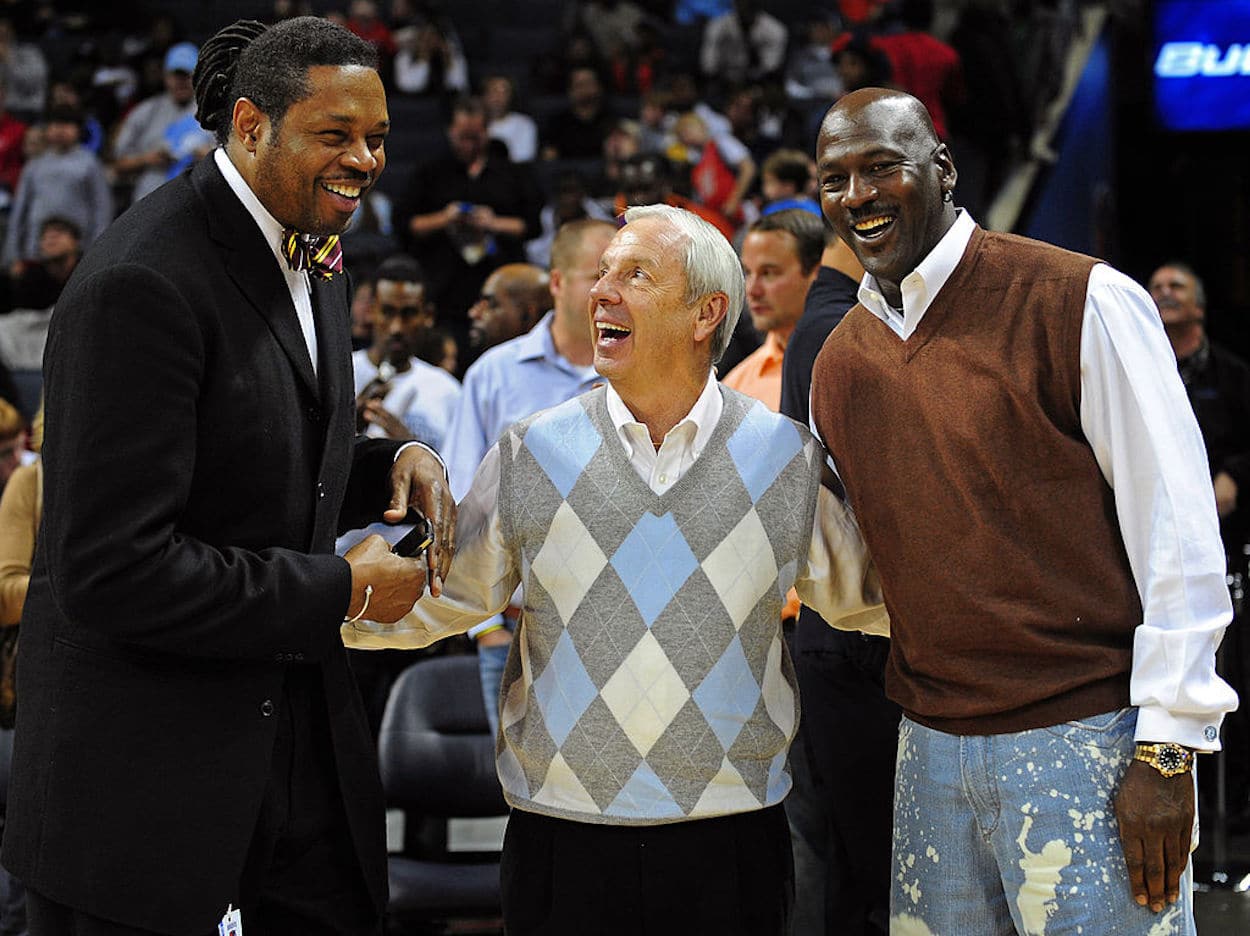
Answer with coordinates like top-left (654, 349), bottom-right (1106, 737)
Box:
top-left (839, 209), bottom-right (1237, 750)
top-left (343, 373), bottom-right (888, 648)
top-left (214, 148), bottom-right (318, 375)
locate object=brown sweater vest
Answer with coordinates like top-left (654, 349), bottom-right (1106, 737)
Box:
top-left (811, 227), bottom-right (1142, 735)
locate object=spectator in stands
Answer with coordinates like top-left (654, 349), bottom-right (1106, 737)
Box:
top-left (672, 110), bottom-right (754, 224)
top-left (564, 0), bottom-right (646, 66)
top-left (47, 79), bottom-right (104, 155)
top-left (400, 96), bottom-right (543, 355)
top-left (785, 12), bottom-right (844, 106)
top-left (833, 36), bottom-right (893, 94)
top-left (759, 149), bottom-right (820, 217)
top-left (722, 209), bottom-right (822, 410)
top-left (483, 73), bottom-right (538, 163)
top-left (110, 41), bottom-right (199, 205)
top-left (346, 0), bottom-right (397, 59)
top-left (541, 65), bottom-right (614, 161)
top-left (349, 272), bottom-right (375, 351)
top-left (532, 30), bottom-right (602, 96)
top-left (353, 254), bottom-right (462, 448)
top-left (525, 170), bottom-right (613, 268)
top-left (4, 215), bottom-right (80, 312)
top-left (0, 76), bottom-right (25, 204)
top-left (392, 13), bottom-right (468, 96)
top-left (0, 397), bottom-right (24, 497)
top-left (867, 0), bottom-right (963, 141)
top-left (700, 0), bottom-right (788, 90)
top-left (1, 106), bottom-right (110, 268)
top-left (447, 219), bottom-right (616, 739)
top-left (0, 17), bottom-right (47, 122)
top-left (466, 262), bottom-right (551, 353)
top-left (613, 151), bottom-right (735, 241)
top-left (637, 88), bottom-right (672, 155)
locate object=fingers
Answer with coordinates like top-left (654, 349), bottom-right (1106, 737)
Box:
top-left (1163, 824), bottom-right (1188, 906)
top-left (1119, 828), bottom-right (1148, 909)
top-left (1141, 831), bottom-right (1167, 912)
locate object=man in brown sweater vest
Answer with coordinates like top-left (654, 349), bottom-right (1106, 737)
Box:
top-left (809, 88), bottom-right (1237, 935)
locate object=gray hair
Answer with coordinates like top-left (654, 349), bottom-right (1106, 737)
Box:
top-left (622, 204), bottom-right (743, 364)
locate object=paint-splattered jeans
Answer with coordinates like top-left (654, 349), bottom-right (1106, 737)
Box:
top-left (891, 709), bottom-right (1195, 936)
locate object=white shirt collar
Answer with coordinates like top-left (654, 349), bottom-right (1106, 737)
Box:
top-left (605, 370), bottom-right (722, 459)
top-left (857, 209), bottom-right (976, 339)
top-left (213, 148), bottom-right (292, 278)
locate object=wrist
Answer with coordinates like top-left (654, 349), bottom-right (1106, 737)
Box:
top-left (1133, 742), bottom-right (1195, 777)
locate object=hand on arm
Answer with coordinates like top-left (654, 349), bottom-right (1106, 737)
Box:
top-left (384, 444), bottom-right (456, 593)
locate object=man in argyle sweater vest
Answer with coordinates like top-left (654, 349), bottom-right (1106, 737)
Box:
top-left (345, 204), bottom-right (886, 934)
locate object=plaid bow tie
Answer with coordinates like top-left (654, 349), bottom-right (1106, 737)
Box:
top-left (280, 228), bottom-right (343, 280)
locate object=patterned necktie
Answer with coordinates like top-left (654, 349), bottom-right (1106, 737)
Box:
top-left (280, 228), bottom-right (343, 280)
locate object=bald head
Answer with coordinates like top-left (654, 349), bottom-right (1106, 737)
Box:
top-left (468, 263), bottom-right (552, 349)
top-left (815, 87), bottom-right (956, 307)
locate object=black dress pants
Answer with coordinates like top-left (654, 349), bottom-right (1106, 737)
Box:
top-left (501, 804), bottom-right (793, 935)
top-left (27, 667), bottom-right (378, 936)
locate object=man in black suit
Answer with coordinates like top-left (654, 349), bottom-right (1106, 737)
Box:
top-left (2, 18), bottom-right (454, 936)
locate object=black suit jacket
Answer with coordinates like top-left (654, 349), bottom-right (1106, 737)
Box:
top-left (2, 156), bottom-right (396, 931)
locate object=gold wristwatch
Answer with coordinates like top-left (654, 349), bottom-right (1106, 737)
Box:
top-left (1133, 742), bottom-right (1195, 778)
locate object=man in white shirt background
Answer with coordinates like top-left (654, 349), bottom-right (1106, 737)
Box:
top-left (353, 253), bottom-right (462, 450)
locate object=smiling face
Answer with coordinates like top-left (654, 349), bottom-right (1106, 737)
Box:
top-left (817, 91), bottom-right (955, 306)
top-left (588, 216), bottom-right (710, 398)
top-left (239, 64), bottom-right (388, 235)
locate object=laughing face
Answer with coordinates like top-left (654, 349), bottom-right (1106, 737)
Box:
top-left (588, 216), bottom-right (704, 397)
top-left (246, 64), bottom-right (388, 235)
top-left (816, 90), bottom-right (955, 305)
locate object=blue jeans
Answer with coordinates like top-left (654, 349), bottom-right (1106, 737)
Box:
top-left (892, 709), bottom-right (1196, 935)
top-left (478, 640), bottom-right (511, 740)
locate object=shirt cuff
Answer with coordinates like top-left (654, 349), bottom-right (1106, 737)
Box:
top-left (1134, 705), bottom-right (1225, 752)
top-left (467, 614), bottom-right (507, 639)
top-left (395, 440), bottom-right (448, 479)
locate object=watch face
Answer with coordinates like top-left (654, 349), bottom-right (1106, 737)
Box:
top-left (1157, 745), bottom-right (1188, 773)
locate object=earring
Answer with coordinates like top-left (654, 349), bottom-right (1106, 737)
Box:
top-left (942, 190), bottom-right (953, 204)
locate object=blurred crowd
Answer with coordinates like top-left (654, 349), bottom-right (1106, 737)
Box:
top-left (0, 0), bottom-right (1088, 375)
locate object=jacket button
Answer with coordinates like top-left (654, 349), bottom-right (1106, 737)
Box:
top-left (317, 481), bottom-right (325, 499)
top-left (294, 652), bottom-right (305, 662)
top-left (273, 652), bottom-right (284, 663)
top-left (260, 700), bottom-right (275, 717)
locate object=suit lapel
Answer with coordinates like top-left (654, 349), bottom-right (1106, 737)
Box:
top-left (193, 158), bottom-right (320, 401)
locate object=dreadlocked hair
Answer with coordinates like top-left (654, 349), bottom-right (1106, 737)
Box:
top-left (193, 19), bottom-right (267, 145)
top-left (194, 16), bottom-right (379, 147)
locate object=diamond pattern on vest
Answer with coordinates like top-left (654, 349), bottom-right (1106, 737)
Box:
top-left (531, 502), bottom-right (608, 623)
top-left (727, 404), bottom-right (804, 501)
top-left (600, 631), bottom-right (692, 756)
top-left (496, 389), bottom-right (819, 824)
top-left (530, 631), bottom-right (598, 745)
top-left (610, 512), bottom-right (699, 627)
top-left (523, 403), bottom-right (602, 497)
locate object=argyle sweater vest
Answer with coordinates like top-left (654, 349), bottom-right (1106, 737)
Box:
top-left (811, 228), bottom-right (1142, 736)
top-left (494, 386), bottom-right (821, 825)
